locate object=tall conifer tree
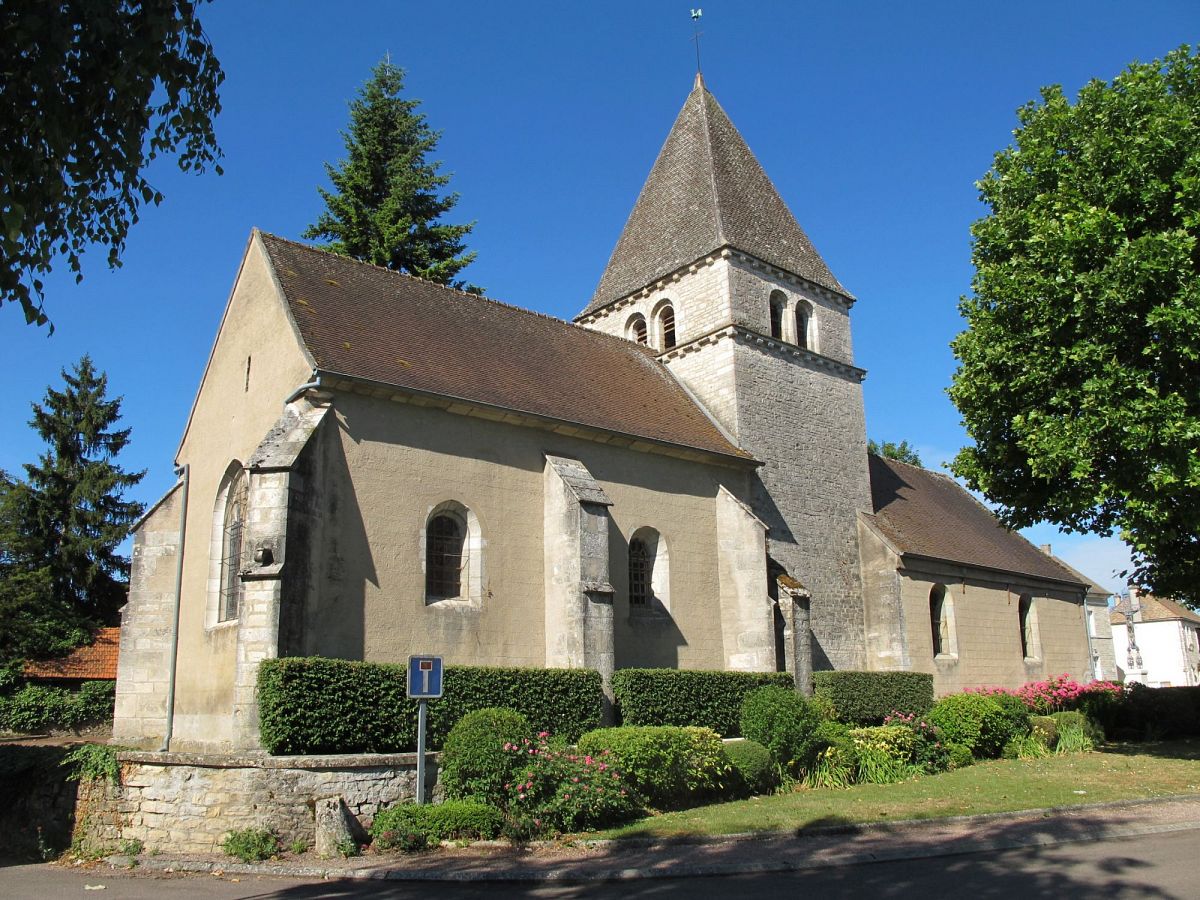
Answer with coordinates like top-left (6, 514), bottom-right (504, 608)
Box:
top-left (304, 60), bottom-right (479, 290)
top-left (7, 357), bottom-right (145, 634)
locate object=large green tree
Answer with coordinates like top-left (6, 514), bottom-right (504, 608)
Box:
top-left (949, 45), bottom-right (1200, 603)
top-left (1, 0), bottom-right (223, 331)
top-left (304, 59), bottom-right (478, 290)
top-left (0, 358), bottom-right (145, 661)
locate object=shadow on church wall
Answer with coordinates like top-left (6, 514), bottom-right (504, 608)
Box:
top-left (284, 411), bottom-right (374, 661)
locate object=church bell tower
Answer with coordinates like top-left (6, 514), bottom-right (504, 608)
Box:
top-left (577, 75), bottom-right (872, 669)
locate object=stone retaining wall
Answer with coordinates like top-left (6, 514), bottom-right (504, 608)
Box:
top-left (80, 751), bottom-right (440, 854)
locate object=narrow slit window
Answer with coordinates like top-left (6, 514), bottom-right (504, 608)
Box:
top-left (795, 306), bottom-right (809, 349)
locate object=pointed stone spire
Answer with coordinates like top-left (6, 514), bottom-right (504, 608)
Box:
top-left (580, 78), bottom-right (848, 318)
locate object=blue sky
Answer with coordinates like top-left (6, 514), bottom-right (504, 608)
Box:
top-left (2, 1), bottom-right (1194, 593)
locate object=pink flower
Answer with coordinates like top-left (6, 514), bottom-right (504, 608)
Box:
top-left (538, 731), bottom-right (549, 738)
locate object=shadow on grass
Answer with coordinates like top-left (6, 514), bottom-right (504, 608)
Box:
top-left (1102, 739), bottom-right (1200, 761)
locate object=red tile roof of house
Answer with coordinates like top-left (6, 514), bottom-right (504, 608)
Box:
top-left (23, 628), bottom-right (120, 681)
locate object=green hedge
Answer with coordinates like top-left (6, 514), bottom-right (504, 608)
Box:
top-left (612, 668), bottom-right (793, 736)
top-left (1111, 685), bottom-right (1200, 739)
top-left (812, 671), bottom-right (934, 725)
top-left (0, 681), bottom-right (115, 734)
top-left (257, 658), bottom-right (602, 754)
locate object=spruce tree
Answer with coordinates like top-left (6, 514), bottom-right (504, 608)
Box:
top-left (304, 59), bottom-right (479, 290)
top-left (11, 356), bottom-right (145, 633)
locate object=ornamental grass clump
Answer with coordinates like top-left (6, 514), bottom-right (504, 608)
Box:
top-left (503, 735), bottom-right (642, 836)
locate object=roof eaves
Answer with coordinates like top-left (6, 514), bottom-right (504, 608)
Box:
top-left (315, 368), bottom-right (760, 468)
top-left (896, 550), bottom-right (1088, 591)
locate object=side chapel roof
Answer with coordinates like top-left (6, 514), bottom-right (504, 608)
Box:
top-left (257, 233), bottom-right (750, 463)
top-left (580, 74), bottom-right (848, 318)
top-left (866, 454), bottom-right (1084, 586)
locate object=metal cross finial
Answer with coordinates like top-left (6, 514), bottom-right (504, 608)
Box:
top-left (690, 9), bottom-right (703, 75)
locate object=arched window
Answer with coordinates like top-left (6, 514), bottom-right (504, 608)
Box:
top-left (795, 303), bottom-right (810, 349)
top-left (1018, 593), bottom-right (1040, 660)
top-left (219, 470), bottom-right (248, 622)
top-left (628, 527), bottom-right (670, 613)
top-left (657, 303), bottom-right (676, 350)
top-left (626, 313), bottom-right (648, 345)
top-left (425, 512), bottom-right (465, 600)
top-left (423, 501), bottom-right (483, 604)
top-left (629, 539), bottom-right (650, 607)
top-left (769, 291), bottom-right (785, 340)
top-left (930, 584), bottom-right (955, 658)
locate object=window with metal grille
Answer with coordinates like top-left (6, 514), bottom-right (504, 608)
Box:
top-left (219, 474), bottom-right (248, 622)
top-left (426, 514), bottom-right (465, 599)
top-left (629, 538), bottom-right (649, 607)
top-left (659, 304), bottom-right (676, 349)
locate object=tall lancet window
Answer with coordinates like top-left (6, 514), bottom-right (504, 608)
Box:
top-left (426, 513), bottom-right (465, 600)
top-left (219, 472), bottom-right (249, 622)
top-left (769, 291), bottom-right (785, 339)
top-left (795, 304), bottom-right (810, 349)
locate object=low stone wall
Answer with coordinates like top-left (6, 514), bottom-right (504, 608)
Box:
top-left (81, 751), bottom-right (440, 854)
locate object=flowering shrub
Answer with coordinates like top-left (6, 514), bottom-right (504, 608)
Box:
top-left (503, 735), bottom-right (642, 835)
top-left (969, 675), bottom-right (1123, 715)
top-left (883, 711), bottom-right (950, 772)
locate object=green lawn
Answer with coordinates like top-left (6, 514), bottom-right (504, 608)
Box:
top-left (596, 740), bottom-right (1200, 840)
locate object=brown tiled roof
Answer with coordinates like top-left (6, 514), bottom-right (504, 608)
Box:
top-left (580, 74), bottom-right (847, 318)
top-left (258, 233), bottom-right (750, 462)
top-left (1111, 595), bottom-right (1200, 626)
top-left (23, 628), bottom-right (119, 680)
top-left (867, 455), bottom-right (1083, 585)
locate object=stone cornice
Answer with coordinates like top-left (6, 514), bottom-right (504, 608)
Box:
top-left (659, 324), bottom-right (867, 383)
top-left (576, 245), bottom-right (855, 326)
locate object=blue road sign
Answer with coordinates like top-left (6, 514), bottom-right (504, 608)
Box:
top-left (407, 655), bottom-right (444, 699)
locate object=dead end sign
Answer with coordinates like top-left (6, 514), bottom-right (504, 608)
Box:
top-left (407, 655), bottom-right (443, 698)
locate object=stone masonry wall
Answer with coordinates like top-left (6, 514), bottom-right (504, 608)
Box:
top-left (113, 484), bottom-right (183, 749)
top-left (80, 752), bottom-right (440, 854)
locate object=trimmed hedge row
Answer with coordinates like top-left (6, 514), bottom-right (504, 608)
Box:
top-left (612, 668), bottom-right (793, 736)
top-left (257, 658), bottom-right (602, 755)
top-left (813, 671), bottom-right (934, 725)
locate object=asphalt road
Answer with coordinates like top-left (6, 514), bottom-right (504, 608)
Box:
top-left (2, 827), bottom-right (1195, 900)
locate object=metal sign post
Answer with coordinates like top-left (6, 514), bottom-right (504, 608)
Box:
top-left (407, 655), bottom-right (443, 805)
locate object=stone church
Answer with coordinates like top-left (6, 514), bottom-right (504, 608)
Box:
top-left (114, 76), bottom-right (1096, 752)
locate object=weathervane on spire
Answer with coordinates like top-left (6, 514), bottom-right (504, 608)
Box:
top-left (691, 9), bottom-right (703, 75)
